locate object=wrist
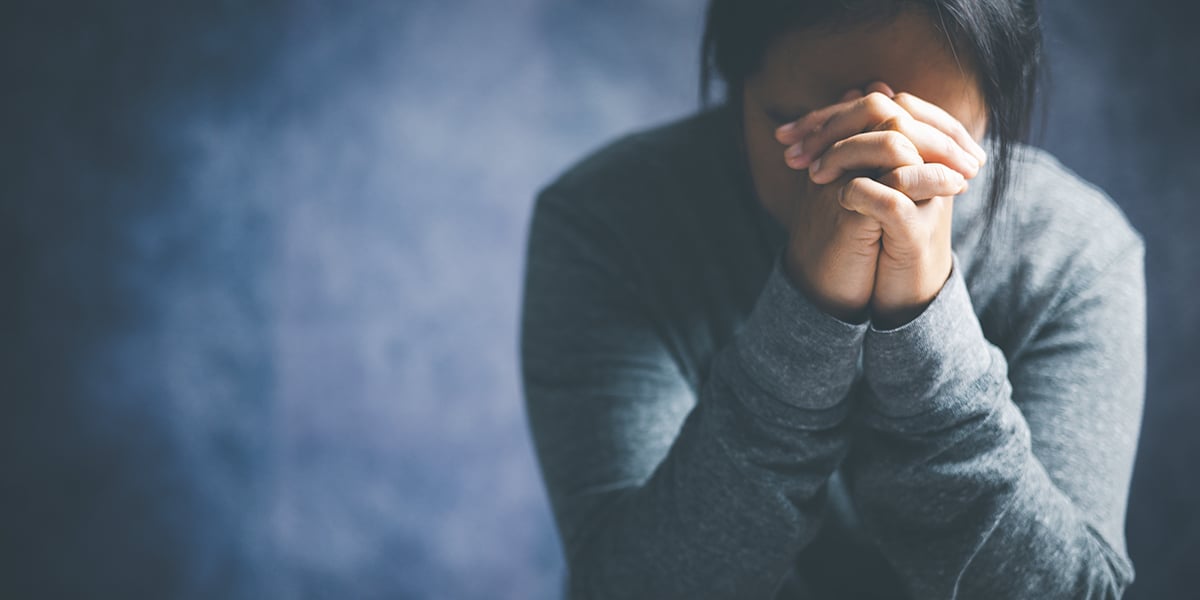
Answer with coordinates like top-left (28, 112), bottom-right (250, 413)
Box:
top-left (870, 261), bottom-right (953, 330)
top-left (870, 302), bottom-right (928, 330)
top-left (784, 249), bottom-right (870, 324)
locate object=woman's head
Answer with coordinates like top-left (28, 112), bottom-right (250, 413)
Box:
top-left (701, 0), bottom-right (1043, 240)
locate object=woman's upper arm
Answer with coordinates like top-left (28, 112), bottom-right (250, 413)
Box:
top-left (519, 187), bottom-right (694, 553)
top-left (519, 182), bottom-right (865, 599)
top-left (1008, 238), bottom-right (1147, 560)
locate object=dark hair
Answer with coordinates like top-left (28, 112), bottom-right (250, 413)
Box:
top-left (700, 0), bottom-right (1045, 248)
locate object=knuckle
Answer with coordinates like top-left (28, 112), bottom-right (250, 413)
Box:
top-left (844, 176), bottom-right (867, 196)
top-left (881, 131), bottom-right (918, 162)
top-left (877, 169), bottom-right (901, 190)
top-left (843, 176), bottom-right (870, 203)
top-left (896, 170), bottom-right (920, 194)
top-left (880, 194), bottom-right (906, 219)
top-left (929, 165), bottom-right (955, 187)
top-left (871, 197), bottom-right (907, 225)
top-left (876, 114), bottom-right (908, 132)
top-left (863, 91), bottom-right (894, 116)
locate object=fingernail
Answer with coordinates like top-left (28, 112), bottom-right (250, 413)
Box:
top-left (810, 157), bottom-right (821, 173)
top-left (970, 140), bottom-right (987, 163)
top-left (785, 142), bottom-right (804, 161)
top-left (965, 153), bottom-right (980, 173)
top-left (776, 122), bottom-right (798, 138)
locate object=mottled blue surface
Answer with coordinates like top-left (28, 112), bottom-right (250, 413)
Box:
top-left (2, 1), bottom-right (1196, 598)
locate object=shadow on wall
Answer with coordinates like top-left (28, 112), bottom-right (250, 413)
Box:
top-left (1, 1), bottom-right (1196, 599)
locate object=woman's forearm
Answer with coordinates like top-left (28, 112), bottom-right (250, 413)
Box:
top-left (525, 235), bottom-right (866, 597)
top-left (846, 249), bottom-right (1143, 599)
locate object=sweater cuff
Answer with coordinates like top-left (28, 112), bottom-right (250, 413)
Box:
top-left (862, 253), bottom-right (1002, 423)
top-left (730, 249), bottom-right (867, 427)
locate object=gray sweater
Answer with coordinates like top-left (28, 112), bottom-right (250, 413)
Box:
top-left (519, 105), bottom-right (1145, 599)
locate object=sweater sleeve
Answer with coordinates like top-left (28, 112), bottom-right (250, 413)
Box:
top-left (520, 188), bottom-right (867, 599)
top-left (847, 246), bottom-right (1145, 599)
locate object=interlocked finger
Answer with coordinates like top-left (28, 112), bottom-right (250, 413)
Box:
top-left (808, 130), bottom-right (924, 185)
top-left (891, 91), bottom-right (988, 164)
top-left (783, 92), bottom-right (907, 169)
top-left (869, 113), bottom-right (980, 178)
top-left (876, 164), bottom-right (968, 201)
top-left (837, 176), bottom-right (928, 247)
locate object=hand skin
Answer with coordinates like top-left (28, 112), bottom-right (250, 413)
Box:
top-left (773, 81), bottom-right (986, 329)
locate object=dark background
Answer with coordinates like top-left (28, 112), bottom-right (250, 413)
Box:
top-left (2, 1), bottom-right (1196, 598)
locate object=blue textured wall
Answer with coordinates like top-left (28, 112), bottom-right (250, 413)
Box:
top-left (2, 1), bottom-right (1195, 598)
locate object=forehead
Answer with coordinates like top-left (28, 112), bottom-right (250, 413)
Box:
top-left (749, 9), bottom-right (983, 119)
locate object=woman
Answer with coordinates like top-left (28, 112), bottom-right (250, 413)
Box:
top-left (520, 1), bottom-right (1145, 598)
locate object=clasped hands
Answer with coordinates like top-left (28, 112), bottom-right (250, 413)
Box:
top-left (775, 81), bottom-right (987, 329)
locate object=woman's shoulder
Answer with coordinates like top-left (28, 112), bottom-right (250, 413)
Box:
top-left (963, 143), bottom-right (1145, 354)
top-left (1006, 144), bottom-right (1142, 249)
top-left (993, 144), bottom-right (1144, 283)
top-left (534, 107), bottom-right (731, 216)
